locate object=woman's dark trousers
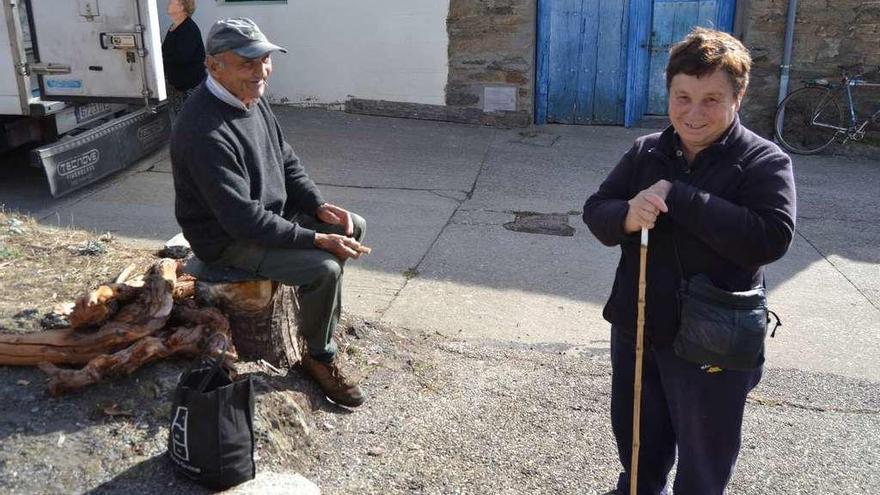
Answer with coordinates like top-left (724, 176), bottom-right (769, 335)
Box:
top-left (609, 328), bottom-right (762, 495)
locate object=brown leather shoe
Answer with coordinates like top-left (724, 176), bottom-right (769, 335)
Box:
top-left (300, 354), bottom-right (366, 408)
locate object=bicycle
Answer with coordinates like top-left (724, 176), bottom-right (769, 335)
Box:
top-left (774, 63), bottom-right (880, 154)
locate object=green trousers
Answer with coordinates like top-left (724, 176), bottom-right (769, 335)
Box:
top-left (214, 212), bottom-right (366, 361)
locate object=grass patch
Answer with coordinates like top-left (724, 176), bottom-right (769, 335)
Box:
top-left (0, 244), bottom-right (20, 260)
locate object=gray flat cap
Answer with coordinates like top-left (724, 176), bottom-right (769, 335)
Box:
top-left (206, 18), bottom-right (287, 58)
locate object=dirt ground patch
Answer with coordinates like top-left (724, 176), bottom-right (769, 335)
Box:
top-left (0, 210), bottom-right (434, 494)
top-left (0, 315), bottom-right (424, 494)
top-left (0, 209), bottom-right (156, 333)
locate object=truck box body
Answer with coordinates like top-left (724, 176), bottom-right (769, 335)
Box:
top-left (0, 1), bottom-right (31, 115)
top-left (1, 0), bottom-right (169, 198)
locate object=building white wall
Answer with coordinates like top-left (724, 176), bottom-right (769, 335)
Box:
top-left (164, 0), bottom-right (450, 106)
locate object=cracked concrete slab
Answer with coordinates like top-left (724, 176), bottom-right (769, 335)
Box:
top-left (381, 218), bottom-right (620, 346)
top-left (795, 221), bottom-right (880, 309)
top-left (789, 167), bottom-right (880, 312)
top-left (315, 185), bottom-right (461, 319)
top-left (792, 153), bottom-right (880, 308)
top-left (449, 209), bottom-right (512, 226)
top-left (463, 128), bottom-right (645, 215)
top-left (137, 146), bottom-right (171, 173)
top-left (764, 234), bottom-right (880, 381)
top-left (38, 169), bottom-right (178, 247)
top-left (145, 157), bottom-right (171, 174)
top-left (274, 107), bottom-right (496, 192)
top-left (509, 129), bottom-right (561, 147)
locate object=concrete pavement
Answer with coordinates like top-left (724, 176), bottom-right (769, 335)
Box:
top-left (2, 107), bottom-right (876, 381)
top-left (1, 107), bottom-right (879, 493)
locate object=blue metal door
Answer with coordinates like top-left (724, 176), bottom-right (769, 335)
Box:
top-left (536, 0), bottom-right (628, 124)
top-left (645, 0), bottom-right (736, 114)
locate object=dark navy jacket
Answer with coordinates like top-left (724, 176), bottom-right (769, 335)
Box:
top-left (583, 118), bottom-right (796, 346)
top-left (162, 17), bottom-right (206, 91)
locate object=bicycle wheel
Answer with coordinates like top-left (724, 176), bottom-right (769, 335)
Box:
top-left (774, 86), bottom-right (844, 154)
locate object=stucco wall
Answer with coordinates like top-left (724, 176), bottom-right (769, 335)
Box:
top-left (171, 0), bottom-right (450, 107)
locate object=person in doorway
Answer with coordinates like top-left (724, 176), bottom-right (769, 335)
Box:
top-left (583, 28), bottom-right (796, 494)
top-left (162, 0), bottom-right (206, 118)
top-left (170, 18), bottom-right (369, 408)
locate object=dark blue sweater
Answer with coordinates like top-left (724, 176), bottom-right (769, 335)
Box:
top-left (171, 85), bottom-right (325, 262)
top-left (583, 118), bottom-right (796, 346)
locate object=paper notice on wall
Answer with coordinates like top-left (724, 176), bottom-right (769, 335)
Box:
top-left (483, 86), bottom-right (516, 112)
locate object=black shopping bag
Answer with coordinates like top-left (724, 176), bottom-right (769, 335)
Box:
top-left (168, 337), bottom-right (255, 490)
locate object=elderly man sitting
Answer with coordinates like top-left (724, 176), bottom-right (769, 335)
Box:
top-left (170, 18), bottom-right (368, 407)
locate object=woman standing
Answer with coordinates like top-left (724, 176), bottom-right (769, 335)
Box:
top-left (583, 28), bottom-right (796, 494)
top-left (162, 0), bottom-right (205, 118)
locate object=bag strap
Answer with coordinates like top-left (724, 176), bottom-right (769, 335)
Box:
top-left (762, 272), bottom-right (782, 337)
top-left (186, 333), bottom-right (230, 393)
top-left (671, 231), bottom-right (686, 284)
top-left (673, 228), bottom-right (771, 290)
top-left (767, 309), bottom-right (782, 338)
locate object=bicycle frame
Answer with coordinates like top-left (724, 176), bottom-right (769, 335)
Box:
top-left (845, 77), bottom-right (880, 127)
top-left (812, 76), bottom-right (880, 139)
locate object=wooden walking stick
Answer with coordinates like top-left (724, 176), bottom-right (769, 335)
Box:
top-left (630, 227), bottom-right (649, 495)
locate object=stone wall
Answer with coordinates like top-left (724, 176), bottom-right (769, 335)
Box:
top-left (741, 0), bottom-right (880, 136)
top-left (445, 0), bottom-right (536, 126)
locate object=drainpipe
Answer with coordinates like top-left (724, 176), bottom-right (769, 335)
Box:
top-left (777, 0), bottom-right (799, 105)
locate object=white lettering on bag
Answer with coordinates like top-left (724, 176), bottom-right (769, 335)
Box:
top-left (171, 406), bottom-right (189, 461)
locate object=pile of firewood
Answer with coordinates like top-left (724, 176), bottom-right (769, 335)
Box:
top-left (0, 259), bottom-right (234, 395)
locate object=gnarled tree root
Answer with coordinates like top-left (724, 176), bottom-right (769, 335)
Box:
top-left (0, 259), bottom-right (182, 366)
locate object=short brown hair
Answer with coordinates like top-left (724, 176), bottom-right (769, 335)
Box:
top-left (666, 27), bottom-right (751, 97)
top-left (179, 0), bottom-right (196, 16)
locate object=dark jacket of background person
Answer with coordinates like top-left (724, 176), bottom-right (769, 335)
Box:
top-left (170, 86), bottom-right (325, 263)
top-left (162, 16), bottom-right (206, 91)
top-left (583, 117), bottom-right (796, 346)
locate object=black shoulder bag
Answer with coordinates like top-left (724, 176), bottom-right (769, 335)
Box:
top-left (672, 237), bottom-right (781, 370)
top-left (168, 336), bottom-right (256, 489)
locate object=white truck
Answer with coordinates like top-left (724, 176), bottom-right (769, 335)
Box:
top-left (1, 0), bottom-right (169, 197)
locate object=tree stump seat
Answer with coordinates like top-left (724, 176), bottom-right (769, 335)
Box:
top-left (183, 256), bottom-right (302, 367)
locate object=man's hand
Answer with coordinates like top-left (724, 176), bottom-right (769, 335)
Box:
top-left (316, 203), bottom-right (354, 236)
top-left (314, 233), bottom-right (370, 260)
top-left (623, 180), bottom-right (673, 233)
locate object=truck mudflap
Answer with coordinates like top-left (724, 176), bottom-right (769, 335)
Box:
top-left (32, 105), bottom-right (170, 198)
